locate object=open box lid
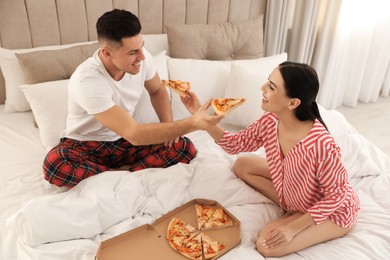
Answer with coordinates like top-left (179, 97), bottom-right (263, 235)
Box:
top-left (96, 198), bottom-right (241, 260)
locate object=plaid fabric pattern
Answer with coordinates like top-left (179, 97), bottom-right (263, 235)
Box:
top-left (43, 137), bottom-right (196, 188)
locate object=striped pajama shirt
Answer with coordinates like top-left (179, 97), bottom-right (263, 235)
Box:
top-left (218, 112), bottom-right (360, 228)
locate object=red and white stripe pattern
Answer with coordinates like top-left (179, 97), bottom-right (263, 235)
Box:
top-left (218, 112), bottom-right (360, 228)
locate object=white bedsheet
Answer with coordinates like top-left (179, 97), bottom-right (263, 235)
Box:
top-left (1, 105), bottom-right (390, 260)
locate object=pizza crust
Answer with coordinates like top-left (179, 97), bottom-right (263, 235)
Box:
top-left (162, 79), bottom-right (191, 97)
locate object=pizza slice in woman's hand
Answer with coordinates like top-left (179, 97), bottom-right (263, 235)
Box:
top-left (211, 98), bottom-right (246, 115)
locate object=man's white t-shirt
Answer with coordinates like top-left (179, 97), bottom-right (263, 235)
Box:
top-left (62, 48), bottom-right (156, 141)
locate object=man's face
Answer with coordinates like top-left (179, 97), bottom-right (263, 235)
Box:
top-left (108, 34), bottom-right (145, 75)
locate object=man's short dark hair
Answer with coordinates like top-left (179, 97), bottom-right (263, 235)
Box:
top-left (96, 9), bottom-right (142, 43)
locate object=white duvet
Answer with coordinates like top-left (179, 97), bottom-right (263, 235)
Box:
top-left (2, 107), bottom-right (390, 260)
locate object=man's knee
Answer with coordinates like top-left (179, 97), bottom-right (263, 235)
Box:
top-left (176, 137), bottom-right (197, 162)
top-left (42, 148), bottom-right (86, 188)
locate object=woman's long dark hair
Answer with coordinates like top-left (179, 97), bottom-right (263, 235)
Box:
top-left (278, 61), bottom-right (328, 130)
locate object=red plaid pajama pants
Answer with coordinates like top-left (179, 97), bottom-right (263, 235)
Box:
top-left (43, 137), bottom-right (196, 188)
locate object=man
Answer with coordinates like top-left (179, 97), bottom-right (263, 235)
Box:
top-left (43, 9), bottom-right (223, 188)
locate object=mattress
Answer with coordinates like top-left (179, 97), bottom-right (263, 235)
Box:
top-left (1, 104), bottom-right (390, 260)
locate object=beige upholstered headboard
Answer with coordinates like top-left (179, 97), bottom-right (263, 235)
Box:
top-left (0, 0), bottom-right (267, 104)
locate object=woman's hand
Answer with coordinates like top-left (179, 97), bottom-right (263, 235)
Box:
top-left (262, 212), bottom-right (313, 248)
top-left (262, 224), bottom-right (296, 248)
top-left (181, 91), bottom-right (201, 114)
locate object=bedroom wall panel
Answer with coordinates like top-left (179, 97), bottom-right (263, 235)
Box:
top-left (56, 0), bottom-right (89, 44)
top-left (163, 0), bottom-right (186, 29)
top-left (229, 0), bottom-right (252, 21)
top-left (250, 0), bottom-right (268, 20)
top-left (85, 0), bottom-right (114, 41)
top-left (113, 0), bottom-right (139, 15)
top-left (0, 0), bottom-right (33, 49)
top-left (207, 0), bottom-right (230, 24)
top-left (186, 0), bottom-right (209, 24)
top-left (25, 0), bottom-right (61, 47)
top-left (139, 0), bottom-right (163, 33)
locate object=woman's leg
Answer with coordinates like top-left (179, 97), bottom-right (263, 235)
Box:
top-left (256, 213), bottom-right (351, 257)
top-left (233, 156), bottom-right (279, 204)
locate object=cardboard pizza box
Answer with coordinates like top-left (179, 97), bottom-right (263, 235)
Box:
top-left (95, 198), bottom-right (241, 260)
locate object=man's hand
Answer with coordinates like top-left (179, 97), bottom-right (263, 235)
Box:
top-left (191, 99), bottom-right (224, 130)
top-left (165, 137), bottom-right (180, 147)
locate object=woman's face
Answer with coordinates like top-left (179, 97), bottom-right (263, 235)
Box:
top-left (260, 68), bottom-right (293, 114)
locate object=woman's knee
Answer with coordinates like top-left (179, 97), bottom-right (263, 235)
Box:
top-left (232, 157), bottom-right (246, 179)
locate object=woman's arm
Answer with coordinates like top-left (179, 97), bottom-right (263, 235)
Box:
top-left (307, 139), bottom-right (351, 225)
top-left (180, 91), bottom-right (225, 141)
top-left (263, 213), bottom-right (315, 248)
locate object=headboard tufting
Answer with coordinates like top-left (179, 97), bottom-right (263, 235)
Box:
top-left (0, 0), bottom-right (266, 49)
top-left (0, 0), bottom-right (267, 104)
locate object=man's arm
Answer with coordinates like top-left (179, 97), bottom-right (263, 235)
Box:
top-left (94, 101), bottom-right (223, 146)
top-left (144, 73), bottom-right (172, 122)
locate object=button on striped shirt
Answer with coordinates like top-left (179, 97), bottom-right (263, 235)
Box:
top-left (218, 112), bottom-right (360, 227)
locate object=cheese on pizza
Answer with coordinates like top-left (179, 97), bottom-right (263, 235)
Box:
top-left (196, 204), bottom-right (233, 230)
top-left (162, 79), bottom-right (191, 97)
top-left (166, 217), bottom-right (226, 260)
top-left (211, 97), bottom-right (246, 115)
top-left (195, 204), bottom-right (216, 230)
top-left (201, 208), bottom-right (233, 230)
top-left (166, 218), bottom-right (202, 260)
top-left (202, 233), bottom-right (226, 259)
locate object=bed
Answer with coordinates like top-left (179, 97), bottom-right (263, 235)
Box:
top-left (1, 1), bottom-right (390, 260)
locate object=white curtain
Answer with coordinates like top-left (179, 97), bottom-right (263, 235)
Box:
top-left (264, 0), bottom-right (390, 109)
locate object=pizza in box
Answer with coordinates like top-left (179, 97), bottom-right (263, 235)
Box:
top-left (166, 204), bottom-right (234, 259)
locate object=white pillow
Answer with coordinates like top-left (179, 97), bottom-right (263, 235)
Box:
top-left (20, 51), bottom-right (169, 150)
top-left (0, 41), bottom-right (98, 113)
top-left (19, 80), bottom-right (69, 150)
top-left (133, 51), bottom-right (169, 123)
top-left (168, 57), bottom-right (232, 120)
top-left (318, 105), bottom-right (382, 179)
top-left (223, 53), bottom-right (288, 127)
top-left (0, 48), bottom-right (28, 112)
top-left (142, 34), bottom-right (169, 56)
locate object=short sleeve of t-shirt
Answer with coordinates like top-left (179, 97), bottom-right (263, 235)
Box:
top-left (143, 48), bottom-right (157, 81)
top-left (73, 75), bottom-right (115, 115)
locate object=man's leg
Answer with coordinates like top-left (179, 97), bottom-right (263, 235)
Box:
top-left (43, 138), bottom-right (110, 188)
top-left (127, 136), bottom-right (196, 171)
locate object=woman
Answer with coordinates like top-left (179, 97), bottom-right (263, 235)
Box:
top-left (181, 61), bottom-right (360, 257)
